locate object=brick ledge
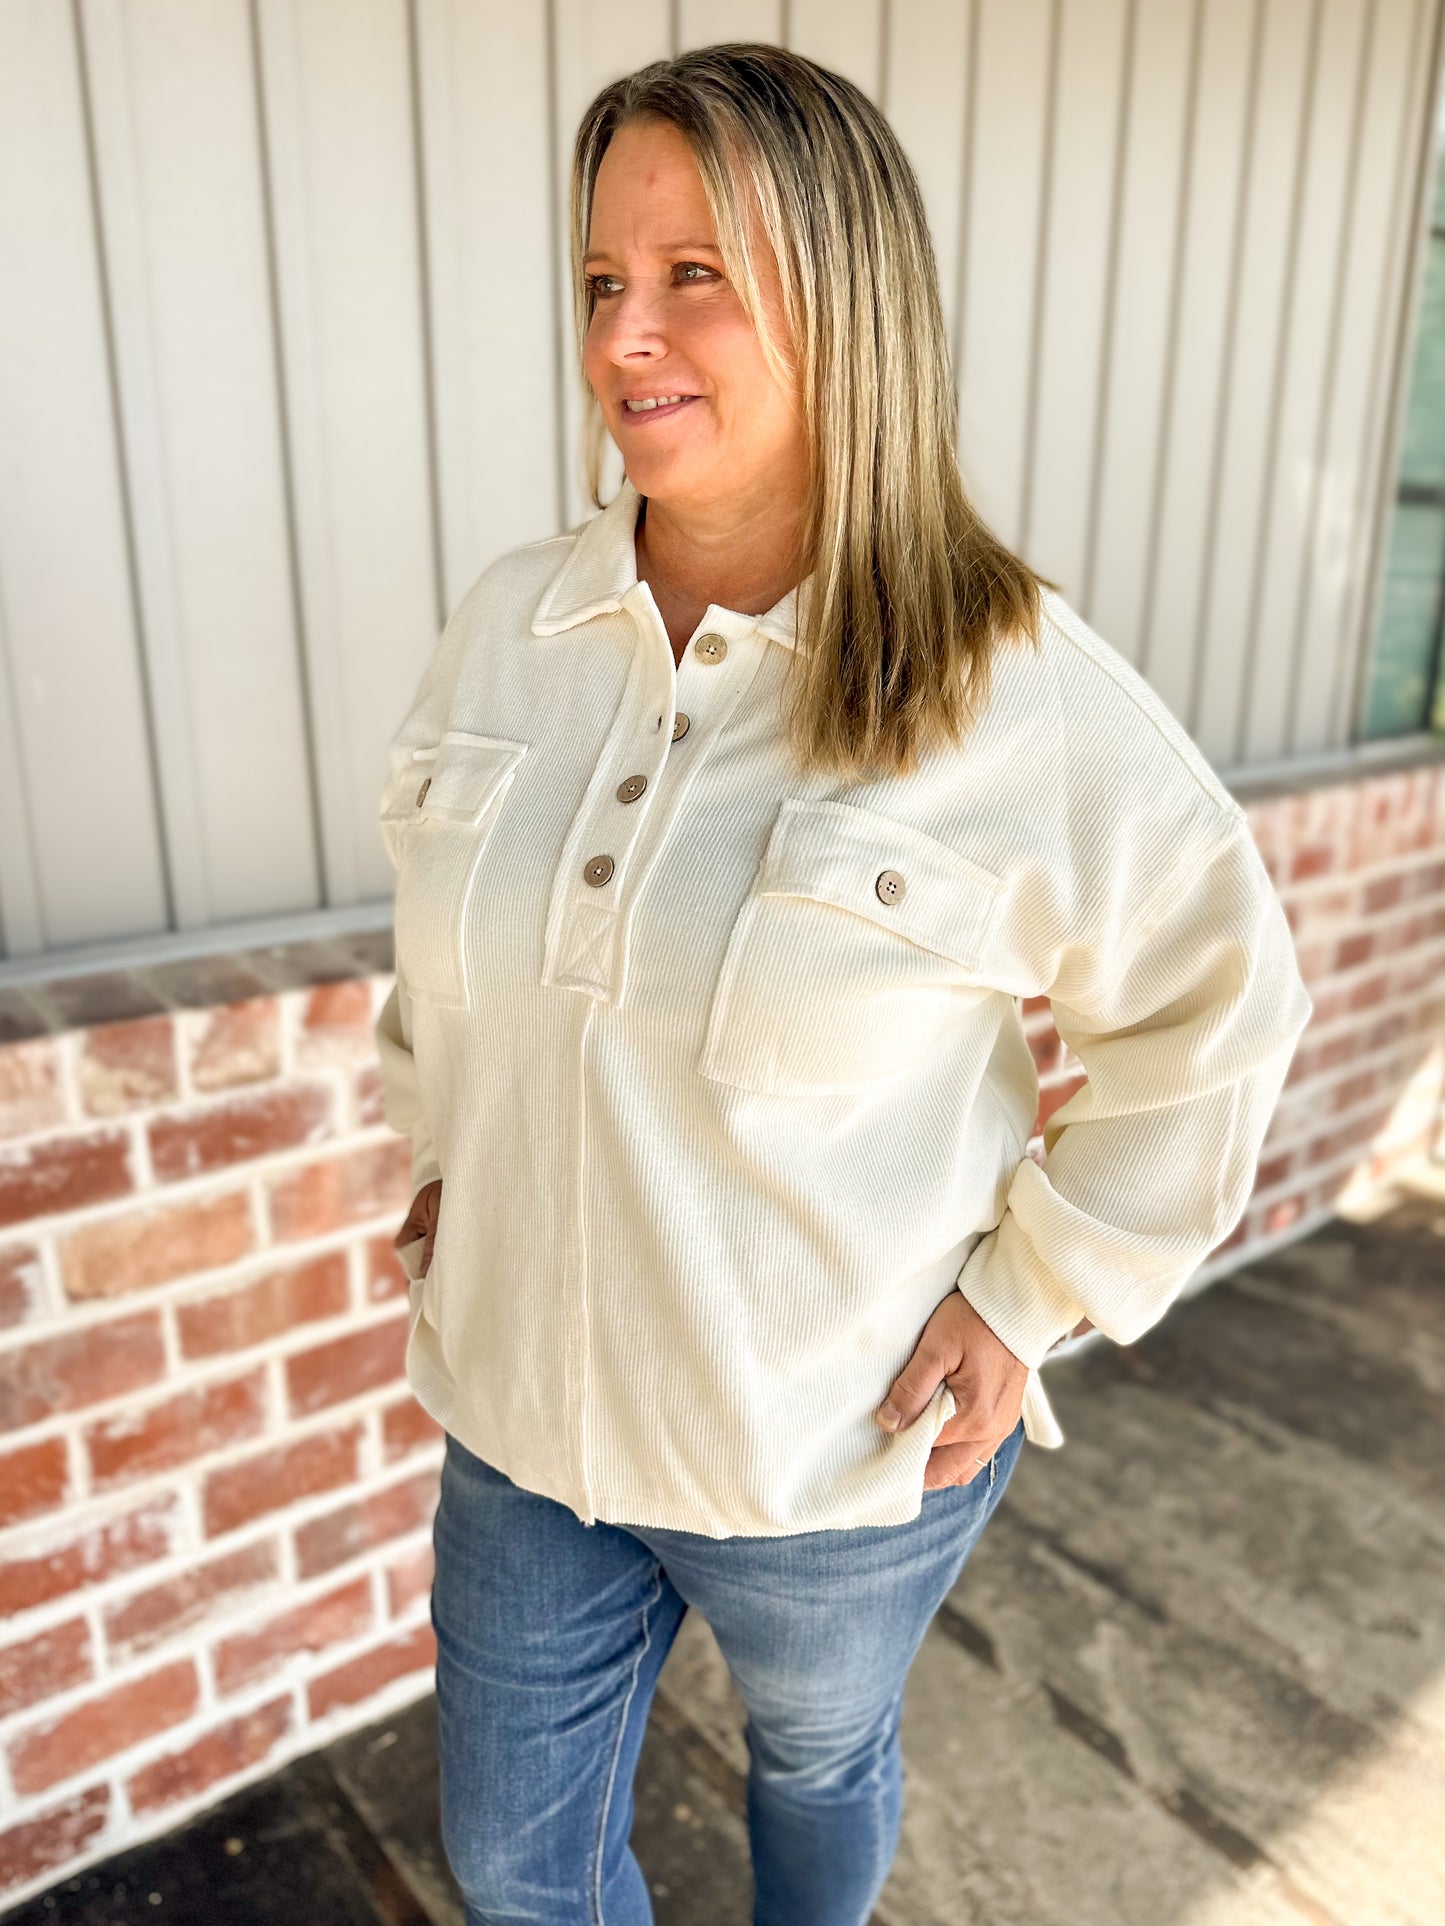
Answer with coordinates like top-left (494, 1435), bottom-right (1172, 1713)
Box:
top-left (0, 925), bottom-right (394, 1046)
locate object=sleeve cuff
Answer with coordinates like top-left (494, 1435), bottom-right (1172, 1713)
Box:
top-left (953, 1162), bottom-right (1091, 1370)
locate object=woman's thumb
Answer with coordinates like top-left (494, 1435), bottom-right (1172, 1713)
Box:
top-left (874, 1354), bottom-right (939, 1432)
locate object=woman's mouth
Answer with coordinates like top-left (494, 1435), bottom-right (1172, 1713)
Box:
top-left (618, 395), bottom-right (699, 425)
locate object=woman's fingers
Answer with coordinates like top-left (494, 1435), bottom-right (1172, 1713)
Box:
top-left (922, 1440), bottom-right (996, 1488)
top-left (393, 1179), bottom-right (443, 1257)
top-left (393, 1208), bottom-right (426, 1252)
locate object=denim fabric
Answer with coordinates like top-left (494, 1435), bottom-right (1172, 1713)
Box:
top-left (430, 1417), bottom-right (1026, 1925)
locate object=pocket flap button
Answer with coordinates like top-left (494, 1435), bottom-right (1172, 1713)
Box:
top-left (616, 774), bottom-right (647, 803)
top-left (584, 854), bottom-right (615, 887)
top-left (875, 867), bottom-right (906, 905)
top-left (415, 777), bottom-right (431, 807)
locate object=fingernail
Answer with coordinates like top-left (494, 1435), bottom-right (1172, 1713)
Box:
top-left (877, 1401), bottom-right (901, 1430)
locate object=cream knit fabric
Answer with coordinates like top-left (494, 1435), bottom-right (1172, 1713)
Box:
top-left (374, 478), bottom-right (1314, 1538)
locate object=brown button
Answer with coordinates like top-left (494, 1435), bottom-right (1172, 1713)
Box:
top-left (671, 712), bottom-right (690, 741)
top-left (583, 854), bottom-right (615, 887)
top-left (693, 633), bottom-right (727, 664)
top-left (875, 868), bottom-right (906, 905)
top-left (615, 773), bottom-right (647, 804)
top-left (415, 777), bottom-right (432, 807)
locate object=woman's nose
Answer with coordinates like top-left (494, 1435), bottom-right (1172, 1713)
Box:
top-left (593, 289), bottom-right (669, 364)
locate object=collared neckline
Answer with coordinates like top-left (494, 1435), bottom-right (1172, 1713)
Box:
top-left (529, 476), bottom-right (808, 651)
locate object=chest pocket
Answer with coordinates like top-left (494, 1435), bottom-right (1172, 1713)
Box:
top-left (381, 731), bottom-right (529, 1010)
top-left (698, 798), bottom-right (1006, 1095)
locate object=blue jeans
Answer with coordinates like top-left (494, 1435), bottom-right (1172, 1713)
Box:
top-left (430, 1417), bottom-right (1026, 1925)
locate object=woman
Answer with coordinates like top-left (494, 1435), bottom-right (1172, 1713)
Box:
top-left (375, 43), bottom-right (1313, 1926)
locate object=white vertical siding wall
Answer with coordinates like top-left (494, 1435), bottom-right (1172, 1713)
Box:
top-left (83, 0), bottom-right (319, 929)
top-left (0, 0), bottom-right (168, 954)
top-left (0, 0), bottom-right (1440, 964)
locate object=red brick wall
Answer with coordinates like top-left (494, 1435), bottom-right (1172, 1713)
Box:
top-left (0, 973), bottom-right (441, 1906)
top-left (0, 762), bottom-right (1442, 1907)
top-left (1238, 767), bottom-right (1445, 1232)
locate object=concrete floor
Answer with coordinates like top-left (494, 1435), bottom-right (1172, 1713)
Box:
top-left (7, 1169), bottom-right (1442, 1926)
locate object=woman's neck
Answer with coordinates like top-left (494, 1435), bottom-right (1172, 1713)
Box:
top-left (635, 491), bottom-right (805, 660)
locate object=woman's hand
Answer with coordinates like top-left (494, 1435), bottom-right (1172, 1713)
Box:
top-left (394, 1179), bottom-right (443, 1279)
top-left (873, 1291), bottom-right (1028, 1489)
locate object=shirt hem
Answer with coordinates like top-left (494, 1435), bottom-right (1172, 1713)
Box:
top-left (404, 1310), bottom-right (1058, 1538)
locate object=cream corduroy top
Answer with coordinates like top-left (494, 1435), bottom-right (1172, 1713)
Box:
top-left (374, 478), bottom-right (1314, 1539)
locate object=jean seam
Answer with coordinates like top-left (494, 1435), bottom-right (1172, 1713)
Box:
top-left (591, 1561), bottom-right (664, 1925)
top-left (870, 1682), bottom-right (905, 1922)
top-left (868, 1715), bottom-right (886, 1923)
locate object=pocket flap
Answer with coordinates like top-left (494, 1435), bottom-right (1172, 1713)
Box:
top-left (759, 798), bottom-right (1005, 970)
top-left (416, 732), bottom-right (528, 825)
top-left (379, 746), bottom-right (437, 825)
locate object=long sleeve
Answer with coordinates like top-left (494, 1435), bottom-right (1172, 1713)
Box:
top-left (954, 815), bottom-right (1314, 1368)
top-left (374, 955), bottom-right (443, 1199)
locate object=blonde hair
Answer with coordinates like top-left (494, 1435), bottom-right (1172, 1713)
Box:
top-left (570, 42), bottom-right (1057, 780)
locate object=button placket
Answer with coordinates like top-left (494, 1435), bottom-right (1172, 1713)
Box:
top-left (607, 613), bottom-right (775, 1003)
top-left (649, 611), bottom-right (740, 736)
top-left (542, 617), bottom-right (676, 998)
top-left (542, 597), bottom-right (769, 1003)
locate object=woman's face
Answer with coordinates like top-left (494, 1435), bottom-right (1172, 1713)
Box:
top-left (582, 118), bottom-right (806, 515)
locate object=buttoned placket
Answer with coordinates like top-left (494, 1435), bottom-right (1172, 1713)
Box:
top-left (539, 582), bottom-right (773, 1525)
top-left (539, 582), bottom-right (772, 1004)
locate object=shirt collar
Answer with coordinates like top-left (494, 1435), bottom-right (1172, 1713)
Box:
top-left (528, 475), bottom-right (808, 652)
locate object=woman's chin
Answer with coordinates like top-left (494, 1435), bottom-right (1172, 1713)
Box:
top-left (621, 453), bottom-right (711, 506)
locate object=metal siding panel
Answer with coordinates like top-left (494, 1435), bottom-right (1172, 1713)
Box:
top-left (1194, 0), bottom-right (1319, 764)
top-left (787, 0), bottom-right (884, 96)
top-left (0, 0), bottom-right (167, 955)
top-left (256, 0), bottom-right (439, 909)
top-left (677, 0), bottom-right (784, 45)
top-left (955, 0), bottom-right (1053, 548)
top-left (417, 0), bottom-right (560, 618)
top-left (1145, 0), bottom-right (1260, 725)
top-left (1241, 0), bottom-right (1374, 761)
top-left (884, 0), bottom-right (974, 352)
top-left (1024, 0), bottom-right (1131, 606)
top-left (80, 0), bottom-right (318, 925)
top-left (1088, 0), bottom-right (1200, 665)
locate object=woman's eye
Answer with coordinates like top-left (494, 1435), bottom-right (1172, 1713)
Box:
top-left (585, 264), bottom-right (718, 299)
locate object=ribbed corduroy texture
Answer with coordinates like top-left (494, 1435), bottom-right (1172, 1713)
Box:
top-left (373, 479), bottom-right (1314, 1539)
